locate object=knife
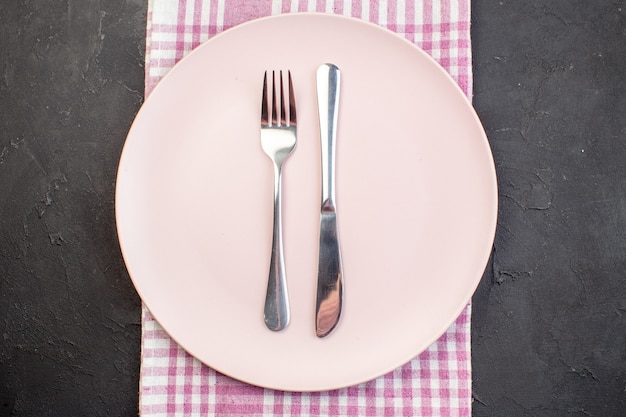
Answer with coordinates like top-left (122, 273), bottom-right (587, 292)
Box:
top-left (315, 63), bottom-right (343, 338)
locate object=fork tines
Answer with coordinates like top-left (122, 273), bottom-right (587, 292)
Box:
top-left (261, 70), bottom-right (296, 128)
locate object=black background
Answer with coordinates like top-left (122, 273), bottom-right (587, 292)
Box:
top-left (1, 1), bottom-right (625, 416)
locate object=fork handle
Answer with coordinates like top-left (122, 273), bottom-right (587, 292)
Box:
top-left (264, 162), bottom-right (290, 331)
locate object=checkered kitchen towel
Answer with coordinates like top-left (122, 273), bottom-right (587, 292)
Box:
top-left (140, 1), bottom-right (473, 415)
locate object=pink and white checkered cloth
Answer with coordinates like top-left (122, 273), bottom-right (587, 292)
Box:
top-left (140, 1), bottom-right (473, 415)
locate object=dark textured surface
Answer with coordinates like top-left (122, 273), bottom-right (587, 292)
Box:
top-left (0, 0), bottom-right (625, 416)
top-left (0, 0), bottom-right (145, 416)
top-left (471, 1), bottom-right (626, 416)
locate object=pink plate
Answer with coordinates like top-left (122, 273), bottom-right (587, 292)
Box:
top-left (116, 13), bottom-right (497, 391)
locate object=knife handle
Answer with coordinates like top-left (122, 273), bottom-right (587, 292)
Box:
top-left (317, 63), bottom-right (340, 209)
top-left (315, 63), bottom-right (343, 338)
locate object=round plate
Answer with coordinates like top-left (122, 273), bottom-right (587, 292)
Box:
top-left (116, 13), bottom-right (497, 391)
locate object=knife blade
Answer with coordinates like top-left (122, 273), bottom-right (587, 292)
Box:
top-left (315, 63), bottom-right (343, 338)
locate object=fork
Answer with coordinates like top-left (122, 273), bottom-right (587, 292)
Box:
top-left (261, 70), bottom-right (297, 331)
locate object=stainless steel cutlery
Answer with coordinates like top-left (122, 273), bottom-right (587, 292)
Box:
top-left (314, 64), bottom-right (343, 338)
top-left (261, 70), bottom-right (297, 332)
top-left (260, 65), bottom-right (343, 336)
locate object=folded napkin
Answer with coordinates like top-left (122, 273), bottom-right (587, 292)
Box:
top-left (140, 1), bottom-right (473, 415)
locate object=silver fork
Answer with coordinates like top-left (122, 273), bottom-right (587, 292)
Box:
top-left (261, 70), bottom-right (297, 331)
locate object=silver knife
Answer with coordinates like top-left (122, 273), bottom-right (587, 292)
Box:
top-left (315, 63), bottom-right (343, 338)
